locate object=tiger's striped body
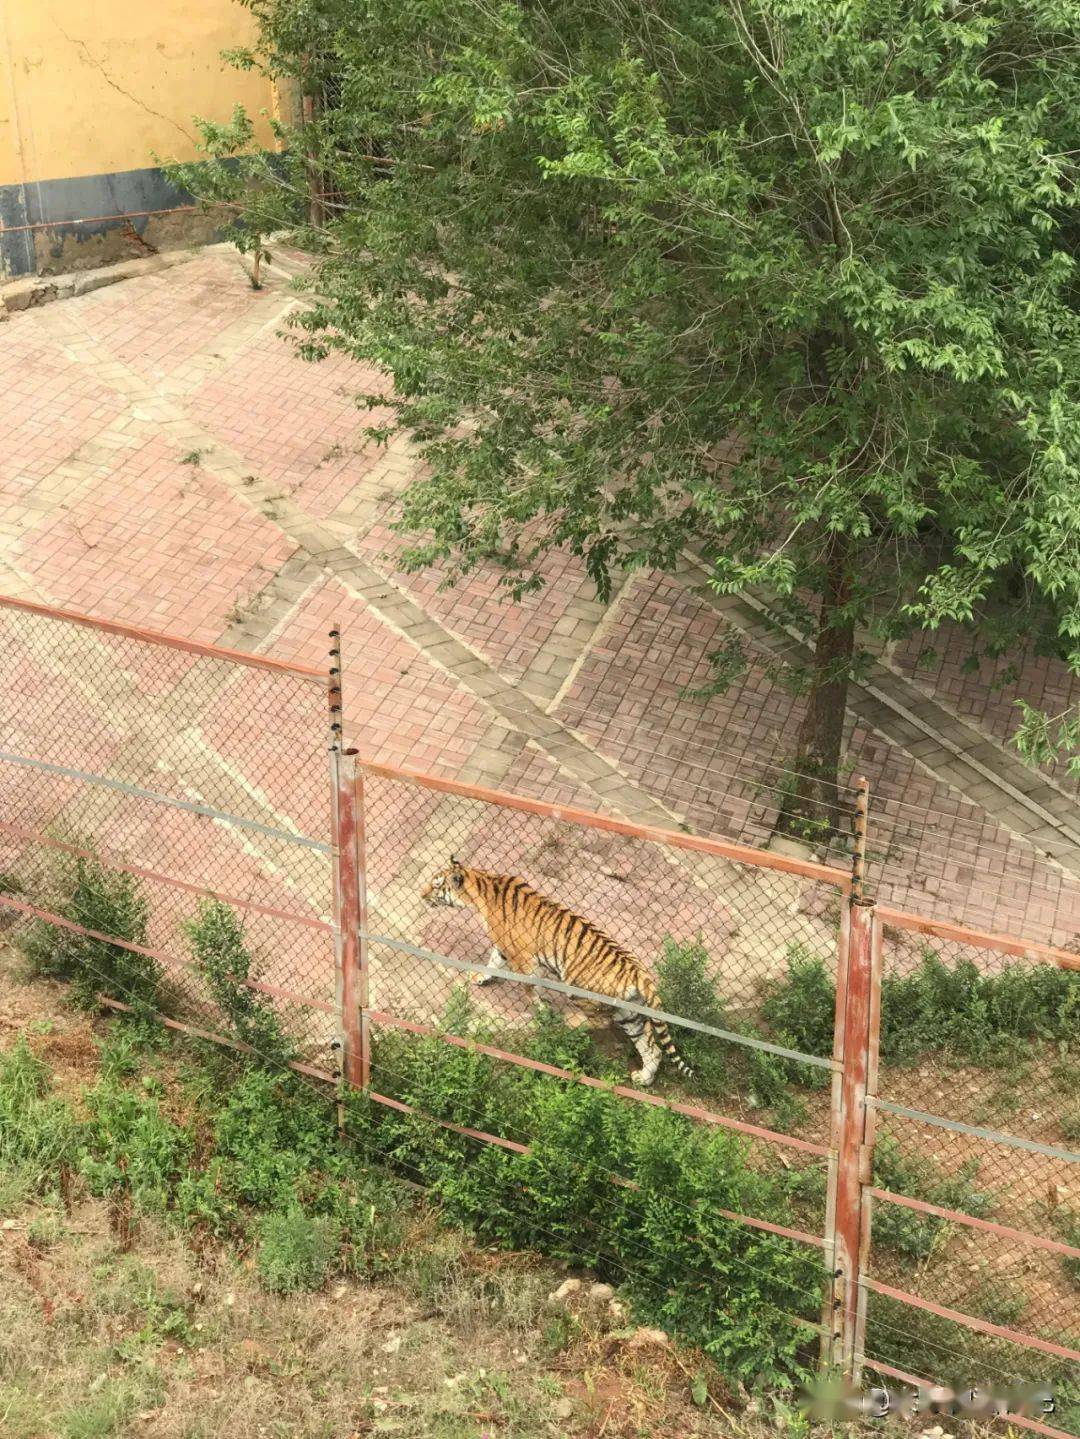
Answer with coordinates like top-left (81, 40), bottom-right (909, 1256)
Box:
top-left (420, 859), bottom-right (692, 1087)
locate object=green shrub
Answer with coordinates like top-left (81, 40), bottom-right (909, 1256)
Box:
top-left (0, 1036), bottom-right (80, 1206)
top-left (171, 1061), bottom-right (381, 1242)
top-left (351, 993), bottom-right (824, 1386)
top-left (879, 950), bottom-right (1080, 1065)
top-left (757, 939), bottom-right (1080, 1074)
top-left (184, 899), bottom-right (294, 1064)
top-left (656, 935), bottom-right (732, 1092)
top-left (17, 852), bottom-right (160, 1014)
top-left (525, 1003), bottom-right (609, 1076)
top-left (80, 1075), bottom-right (192, 1214)
top-left (197, 1066), bottom-right (337, 1206)
top-left (761, 945), bottom-right (835, 1061)
top-left (256, 1209), bottom-right (341, 1293)
top-left (655, 937), bottom-right (813, 1126)
top-left (871, 1134), bottom-right (990, 1259)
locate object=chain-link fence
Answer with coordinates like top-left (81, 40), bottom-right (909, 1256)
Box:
top-left (0, 596), bottom-right (337, 1067)
top-left (2, 595), bottom-right (1078, 1433)
top-left (359, 760), bottom-right (844, 1100)
top-left (860, 912), bottom-right (1080, 1434)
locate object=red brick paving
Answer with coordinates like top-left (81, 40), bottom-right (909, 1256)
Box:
top-left (1, 249), bottom-right (1076, 985)
top-left (555, 573), bottom-right (1080, 947)
top-left (186, 327), bottom-right (392, 518)
top-left (70, 253), bottom-right (269, 380)
top-left (894, 623), bottom-right (1080, 797)
top-left (11, 435), bottom-right (296, 643)
top-left (0, 327), bottom-right (127, 502)
top-left (268, 574), bottom-right (490, 779)
top-left (354, 519), bottom-right (590, 682)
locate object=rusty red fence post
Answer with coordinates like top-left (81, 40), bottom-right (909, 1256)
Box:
top-left (829, 896), bottom-right (875, 1374)
top-left (824, 775), bottom-right (879, 1375)
top-left (328, 627), bottom-right (367, 1099)
top-left (330, 748), bottom-right (366, 1091)
top-left (352, 755), bottom-right (370, 1089)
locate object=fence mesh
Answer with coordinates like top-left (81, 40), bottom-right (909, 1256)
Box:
top-left (357, 760), bottom-right (846, 1253)
top-left (5, 600), bottom-right (1079, 1421)
top-left (0, 601), bottom-right (336, 1066)
top-left (864, 923), bottom-right (1080, 1432)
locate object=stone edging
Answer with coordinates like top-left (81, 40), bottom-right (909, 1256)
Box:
top-left (0, 240), bottom-right (269, 319)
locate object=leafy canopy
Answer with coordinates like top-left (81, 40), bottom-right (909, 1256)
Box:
top-left (177, 0), bottom-right (1080, 741)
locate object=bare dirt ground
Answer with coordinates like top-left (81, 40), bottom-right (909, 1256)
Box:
top-left (1, 1204), bottom-right (739, 1439)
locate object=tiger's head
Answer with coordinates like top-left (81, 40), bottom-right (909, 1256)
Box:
top-left (420, 857), bottom-right (473, 908)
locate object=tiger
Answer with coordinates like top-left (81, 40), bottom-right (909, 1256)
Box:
top-left (420, 857), bottom-right (693, 1088)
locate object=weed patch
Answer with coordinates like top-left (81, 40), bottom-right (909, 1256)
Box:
top-left (184, 899), bottom-right (294, 1063)
top-left (256, 1209), bottom-right (341, 1293)
top-left (80, 1073), bottom-right (193, 1215)
top-left (871, 1134), bottom-right (990, 1259)
top-left (16, 852), bottom-right (161, 1015)
top-left (0, 1036), bottom-right (80, 1207)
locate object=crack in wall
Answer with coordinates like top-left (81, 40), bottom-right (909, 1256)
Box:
top-left (51, 20), bottom-right (194, 146)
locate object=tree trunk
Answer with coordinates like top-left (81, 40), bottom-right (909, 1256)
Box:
top-left (776, 535), bottom-right (855, 845)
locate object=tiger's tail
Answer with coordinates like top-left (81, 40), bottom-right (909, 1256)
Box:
top-left (652, 1017), bottom-right (694, 1080)
top-left (636, 971), bottom-right (694, 1080)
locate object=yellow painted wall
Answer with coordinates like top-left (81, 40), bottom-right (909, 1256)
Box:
top-left (0, 0), bottom-right (278, 188)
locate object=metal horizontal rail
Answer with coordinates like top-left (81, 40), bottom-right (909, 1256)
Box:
top-left (715, 1208), bottom-right (825, 1249)
top-left (871, 1099), bottom-right (1080, 1165)
top-left (0, 749), bottom-right (331, 853)
top-left (0, 891), bottom-right (186, 968)
top-left (88, 964), bottom-right (528, 1178)
top-left (367, 1089), bottom-right (530, 1154)
top-left (862, 1358), bottom-right (1075, 1439)
top-left (877, 905), bottom-right (1080, 973)
top-left (0, 593), bottom-right (326, 680)
top-left (247, 980), bottom-right (333, 1015)
top-left (0, 820), bottom-right (333, 933)
top-left (0, 893), bottom-right (333, 1015)
top-left (0, 204), bottom-right (200, 235)
top-left (355, 755), bottom-right (851, 888)
top-left (99, 997), bottom-right (335, 1082)
top-left (364, 930), bottom-right (839, 1071)
top-left (370, 1009), bottom-right (831, 1158)
top-left (868, 1188), bottom-right (1080, 1261)
top-left (860, 1277), bottom-right (1080, 1365)
top-left (364, 1066), bottom-right (824, 1247)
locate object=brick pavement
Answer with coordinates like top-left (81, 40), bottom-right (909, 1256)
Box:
top-left (1, 246), bottom-right (1078, 956)
top-left (893, 623), bottom-right (1080, 798)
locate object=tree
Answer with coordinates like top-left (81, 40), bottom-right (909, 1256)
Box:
top-left (175, 0), bottom-right (1080, 839)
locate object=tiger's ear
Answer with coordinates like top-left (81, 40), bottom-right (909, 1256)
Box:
top-left (448, 856), bottom-right (465, 888)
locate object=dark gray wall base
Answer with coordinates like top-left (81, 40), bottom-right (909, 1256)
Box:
top-left (0, 163), bottom-right (227, 279)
